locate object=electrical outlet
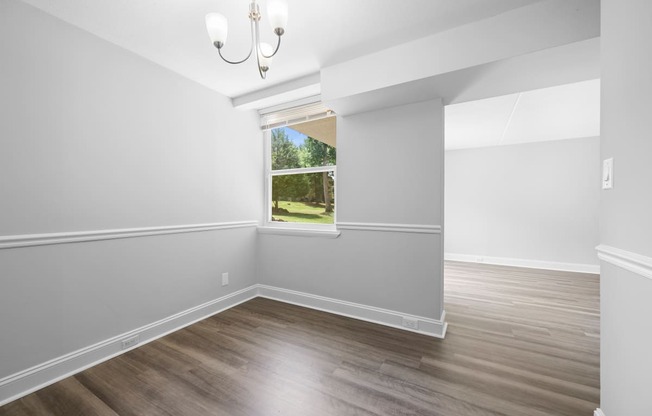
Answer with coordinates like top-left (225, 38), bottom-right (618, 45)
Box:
top-left (121, 335), bottom-right (139, 350)
top-left (402, 317), bottom-right (419, 330)
top-left (221, 272), bottom-right (229, 286)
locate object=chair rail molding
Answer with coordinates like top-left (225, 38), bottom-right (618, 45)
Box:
top-left (336, 222), bottom-right (441, 234)
top-left (596, 244), bottom-right (652, 281)
top-left (0, 221), bottom-right (259, 250)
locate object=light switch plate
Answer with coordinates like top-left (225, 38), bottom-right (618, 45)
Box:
top-left (602, 158), bottom-right (613, 189)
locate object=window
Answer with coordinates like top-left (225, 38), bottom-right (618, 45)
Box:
top-left (262, 104), bottom-right (336, 229)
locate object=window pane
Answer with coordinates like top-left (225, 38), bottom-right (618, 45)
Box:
top-left (271, 171), bottom-right (335, 224)
top-left (271, 126), bottom-right (336, 170)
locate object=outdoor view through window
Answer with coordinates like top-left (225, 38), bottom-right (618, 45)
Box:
top-left (270, 119), bottom-right (336, 225)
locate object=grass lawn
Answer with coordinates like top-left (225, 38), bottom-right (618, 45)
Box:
top-left (272, 201), bottom-right (334, 224)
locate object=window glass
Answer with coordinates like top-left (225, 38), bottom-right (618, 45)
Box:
top-left (271, 171), bottom-right (335, 224)
top-left (272, 127), bottom-right (335, 169)
top-left (268, 120), bottom-right (336, 225)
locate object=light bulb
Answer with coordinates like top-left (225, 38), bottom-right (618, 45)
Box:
top-left (205, 13), bottom-right (228, 47)
top-left (267, 0), bottom-right (288, 35)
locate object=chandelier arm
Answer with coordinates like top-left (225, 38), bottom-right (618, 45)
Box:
top-left (217, 47), bottom-right (253, 65)
top-left (258, 63), bottom-right (267, 79)
top-left (261, 35), bottom-right (282, 58)
top-left (254, 22), bottom-right (266, 79)
top-left (252, 18), bottom-right (281, 59)
top-left (254, 19), bottom-right (264, 73)
top-left (216, 17), bottom-right (256, 65)
top-left (254, 18), bottom-right (262, 54)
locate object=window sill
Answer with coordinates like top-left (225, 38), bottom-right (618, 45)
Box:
top-left (257, 226), bottom-right (341, 238)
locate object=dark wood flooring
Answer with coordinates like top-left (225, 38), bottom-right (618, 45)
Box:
top-left (0, 261), bottom-right (600, 415)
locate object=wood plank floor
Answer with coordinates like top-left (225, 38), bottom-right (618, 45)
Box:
top-left (0, 262), bottom-right (600, 415)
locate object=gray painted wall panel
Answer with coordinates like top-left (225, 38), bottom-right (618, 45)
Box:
top-left (600, 0), bottom-right (652, 413)
top-left (0, 0), bottom-right (261, 380)
top-left (600, 264), bottom-right (652, 415)
top-left (258, 99), bottom-right (445, 320)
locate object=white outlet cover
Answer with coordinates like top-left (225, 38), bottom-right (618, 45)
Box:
top-left (121, 335), bottom-right (139, 350)
top-left (221, 272), bottom-right (229, 286)
top-left (402, 318), bottom-right (419, 330)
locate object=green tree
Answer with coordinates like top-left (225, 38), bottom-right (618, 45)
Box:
top-left (302, 137), bottom-right (336, 213)
top-left (271, 129), bottom-right (301, 170)
top-left (271, 129), bottom-right (308, 210)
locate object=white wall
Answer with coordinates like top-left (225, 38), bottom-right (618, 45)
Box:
top-left (258, 100), bottom-right (445, 322)
top-left (599, 0), bottom-right (652, 414)
top-left (0, 0), bottom-right (261, 383)
top-left (445, 137), bottom-right (600, 271)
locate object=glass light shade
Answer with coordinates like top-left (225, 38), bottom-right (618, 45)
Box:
top-left (267, 0), bottom-right (288, 32)
top-left (258, 42), bottom-right (274, 69)
top-left (205, 13), bottom-right (228, 45)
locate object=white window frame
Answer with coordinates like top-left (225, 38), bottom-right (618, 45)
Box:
top-left (262, 128), bottom-right (338, 234)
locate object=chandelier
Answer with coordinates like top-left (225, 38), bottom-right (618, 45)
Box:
top-left (205, 0), bottom-right (288, 79)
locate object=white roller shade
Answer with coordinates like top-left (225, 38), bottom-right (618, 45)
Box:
top-left (260, 102), bottom-right (334, 131)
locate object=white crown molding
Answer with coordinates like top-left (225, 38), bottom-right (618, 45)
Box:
top-left (594, 409), bottom-right (606, 416)
top-left (257, 285), bottom-right (447, 339)
top-left (445, 252), bottom-right (600, 274)
top-left (596, 244), bottom-right (652, 281)
top-left (0, 285), bottom-right (259, 407)
top-left (0, 221), bottom-right (258, 250)
top-left (336, 222), bottom-right (442, 234)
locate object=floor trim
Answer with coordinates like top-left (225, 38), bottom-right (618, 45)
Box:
top-left (596, 244), bottom-right (652, 281)
top-left (0, 221), bottom-right (258, 250)
top-left (0, 286), bottom-right (259, 407)
top-left (0, 284), bottom-right (446, 407)
top-left (258, 285), bottom-right (447, 339)
top-left (445, 252), bottom-right (600, 274)
top-left (594, 408), bottom-right (606, 416)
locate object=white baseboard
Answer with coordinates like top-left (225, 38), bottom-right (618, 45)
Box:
top-left (594, 408), bottom-right (606, 416)
top-left (0, 283), bottom-right (447, 407)
top-left (445, 252), bottom-right (600, 274)
top-left (0, 285), bottom-right (259, 407)
top-left (257, 285), bottom-right (447, 339)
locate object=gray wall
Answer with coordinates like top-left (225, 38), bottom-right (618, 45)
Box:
top-left (600, 0), bottom-right (652, 414)
top-left (0, 0), bottom-right (262, 378)
top-left (445, 137), bottom-right (600, 268)
top-left (258, 100), bottom-right (445, 320)
top-left (337, 102), bottom-right (443, 225)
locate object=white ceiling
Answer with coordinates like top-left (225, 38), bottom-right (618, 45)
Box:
top-left (20, 0), bottom-right (544, 98)
top-left (445, 79), bottom-right (600, 150)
